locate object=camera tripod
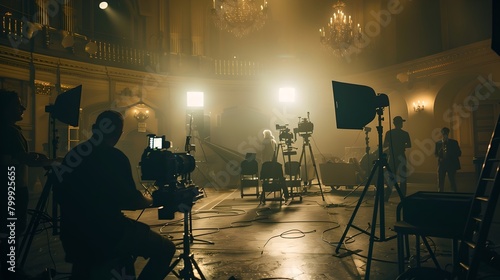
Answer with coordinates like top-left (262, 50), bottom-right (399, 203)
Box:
top-left (169, 208), bottom-right (207, 280)
top-left (19, 114), bottom-right (63, 268)
top-left (172, 204), bottom-right (214, 246)
top-left (334, 108), bottom-right (404, 280)
top-left (19, 169), bottom-right (58, 268)
top-left (275, 141), bottom-right (302, 202)
top-left (297, 133), bottom-right (325, 201)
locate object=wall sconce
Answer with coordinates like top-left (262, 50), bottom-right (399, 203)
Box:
top-left (134, 108), bottom-right (150, 122)
top-left (413, 100), bottom-right (425, 112)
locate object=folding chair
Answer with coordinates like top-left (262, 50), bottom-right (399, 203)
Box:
top-left (136, 165), bottom-right (158, 196)
top-left (240, 157), bottom-right (260, 198)
top-left (260, 161), bottom-right (285, 207)
top-left (284, 161), bottom-right (302, 201)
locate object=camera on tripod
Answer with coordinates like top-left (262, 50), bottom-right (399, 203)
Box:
top-left (295, 113), bottom-right (314, 136)
top-left (140, 134), bottom-right (203, 220)
top-left (276, 124), bottom-right (296, 144)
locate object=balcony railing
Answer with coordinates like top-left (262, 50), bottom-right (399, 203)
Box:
top-left (0, 14), bottom-right (262, 78)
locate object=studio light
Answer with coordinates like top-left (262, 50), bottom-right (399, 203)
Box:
top-left (279, 87), bottom-right (296, 103)
top-left (61, 31), bottom-right (75, 49)
top-left (45, 85), bottom-right (82, 127)
top-left (84, 41), bottom-right (98, 55)
top-left (99, 1), bottom-right (109, 10)
top-left (25, 21), bottom-right (42, 39)
top-left (187, 91), bottom-right (204, 108)
top-left (332, 81), bottom-right (389, 129)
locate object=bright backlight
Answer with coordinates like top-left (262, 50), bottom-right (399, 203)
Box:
top-left (279, 87), bottom-right (296, 103)
top-left (99, 1), bottom-right (108, 10)
top-left (187, 92), bottom-right (204, 107)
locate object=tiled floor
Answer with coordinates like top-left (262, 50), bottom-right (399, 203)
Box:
top-left (18, 172), bottom-right (500, 279)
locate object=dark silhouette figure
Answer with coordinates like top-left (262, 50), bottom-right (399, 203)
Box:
top-left (435, 127), bottom-right (462, 192)
top-left (383, 116), bottom-right (411, 200)
top-left (1, 89), bottom-right (52, 279)
top-left (55, 110), bottom-right (176, 280)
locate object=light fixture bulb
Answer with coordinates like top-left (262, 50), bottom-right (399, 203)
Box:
top-left (99, 1), bottom-right (108, 10)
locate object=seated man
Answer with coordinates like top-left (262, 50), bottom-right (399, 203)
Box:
top-left (55, 110), bottom-right (176, 280)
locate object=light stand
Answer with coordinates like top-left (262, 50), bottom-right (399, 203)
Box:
top-left (186, 113), bottom-right (213, 192)
top-left (168, 207), bottom-right (207, 280)
top-left (343, 126), bottom-right (372, 198)
top-left (18, 85), bottom-right (82, 269)
top-left (178, 137), bottom-right (213, 246)
top-left (334, 108), bottom-right (404, 280)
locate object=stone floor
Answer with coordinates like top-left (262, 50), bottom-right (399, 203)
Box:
top-left (17, 172), bottom-right (500, 280)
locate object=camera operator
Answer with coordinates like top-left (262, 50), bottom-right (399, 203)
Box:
top-left (55, 110), bottom-right (176, 280)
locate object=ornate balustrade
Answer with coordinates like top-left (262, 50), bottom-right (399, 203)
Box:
top-left (0, 14), bottom-right (261, 78)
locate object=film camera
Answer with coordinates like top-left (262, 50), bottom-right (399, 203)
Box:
top-left (276, 124), bottom-right (296, 144)
top-left (295, 112), bottom-right (314, 136)
top-left (140, 134), bottom-right (203, 219)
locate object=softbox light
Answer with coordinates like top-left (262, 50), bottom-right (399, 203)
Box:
top-left (332, 81), bottom-right (389, 130)
top-left (45, 85), bottom-right (82, 127)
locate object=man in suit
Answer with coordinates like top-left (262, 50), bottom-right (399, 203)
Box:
top-left (435, 127), bottom-right (462, 192)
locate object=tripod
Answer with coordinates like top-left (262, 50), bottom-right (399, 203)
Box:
top-left (19, 115), bottom-right (62, 268)
top-left (19, 169), bottom-right (57, 268)
top-left (276, 141), bottom-right (302, 201)
top-left (344, 127), bottom-right (373, 198)
top-left (172, 205), bottom-right (214, 246)
top-left (297, 134), bottom-right (325, 201)
top-left (169, 209), bottom-right (207, 280)
top-left (334, 108), bottom-right (404, 280)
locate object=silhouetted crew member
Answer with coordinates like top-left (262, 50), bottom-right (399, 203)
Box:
top-left (383, 116), bottom-right (411, 200)
top-left (56, 110), bottom-right (176, 280)
top-left (1, 89), bottom-right (53, 279)
top-left (435, 127), bottom-right (461, 192)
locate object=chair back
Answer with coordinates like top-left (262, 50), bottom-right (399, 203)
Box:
top-left (284, 161), bottom-right (300, 178)
top-left (241, 159), bottom-right (258, 176)
top-left (260, 161), bottom-right (284, 180)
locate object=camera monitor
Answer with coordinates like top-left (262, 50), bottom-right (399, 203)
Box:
top-left (149, 135), bottom-right (165, 150)
top-left (332, 81), bottom-right (389, 130)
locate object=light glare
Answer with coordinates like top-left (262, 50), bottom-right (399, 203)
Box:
top-left (279, 87), bottom-right (296, 103)
top-left (187, 92), bottom-right (204, 107)
top-left (99, 1), bottom-right (108, 10)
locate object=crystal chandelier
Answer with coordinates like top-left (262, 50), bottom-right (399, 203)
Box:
top-left (319, 0), bottom-right (362, 58)
top-left (212, 0), bottom-right (269, 38)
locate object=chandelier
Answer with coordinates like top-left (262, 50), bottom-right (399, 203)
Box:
top-left (319, 0), bottom-right (362, 58)
top-left (212, 0), bottom-right (269, 38)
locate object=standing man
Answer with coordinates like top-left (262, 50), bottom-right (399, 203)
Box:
top-left (435, 127), bottom-right (461, 192)
top-left (383, 116), bottom-right (411, 201)
top-left (1, 89), bottom-right (53, 279)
